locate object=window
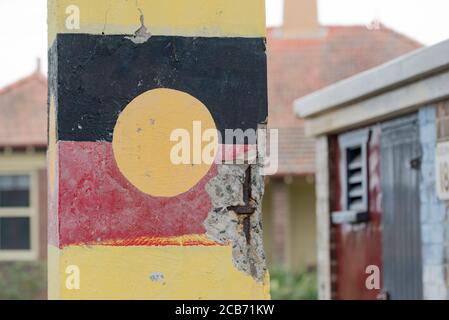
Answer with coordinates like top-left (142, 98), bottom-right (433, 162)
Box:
top-left (338, 129), bottom-right (370, 213)
top-left (0, 172), bottom-right (38, 260)
top-left (0, 217), bottom-right (31, 250)
top-left (0, 175), bottom-right (30, 207)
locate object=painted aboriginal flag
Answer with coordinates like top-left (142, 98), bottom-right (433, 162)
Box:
top-left (48, 0), bottom-right (268, 299)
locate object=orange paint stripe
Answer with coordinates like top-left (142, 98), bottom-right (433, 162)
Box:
top-left (78, 234), bottom-right (225, 247)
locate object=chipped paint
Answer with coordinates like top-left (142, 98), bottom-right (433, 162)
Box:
top-left (204, 164), bottom-right (267, 282)
top-left (125, 10), bottom-right (152, 44)
top-left (48, 0), bottom-right (266, 45)
top-left (150, 272), bottom-right (164, 282)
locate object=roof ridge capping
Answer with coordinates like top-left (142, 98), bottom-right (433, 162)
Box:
top-left (294, 38), bottom-right (449, 119)
top-left (0, 71), bottom-right (47, 96)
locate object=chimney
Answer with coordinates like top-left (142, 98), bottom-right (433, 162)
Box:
top-left (282, 0), bottom-right (320, 37)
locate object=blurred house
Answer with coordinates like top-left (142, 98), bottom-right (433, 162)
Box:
top-left (0, 63), bottom-right (47, 261)
top-left (296, 39), bottom-right (449, 300)
top-left (263, 0), bottom-right (421, 272)
top-left (0, 63), bottom-right (47, 299)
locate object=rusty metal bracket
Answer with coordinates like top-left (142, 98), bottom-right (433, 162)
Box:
top-left (227, 166), bottom-right (256, 244)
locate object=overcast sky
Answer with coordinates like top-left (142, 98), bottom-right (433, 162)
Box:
top-left (1, 0), bottom-right (449, 87)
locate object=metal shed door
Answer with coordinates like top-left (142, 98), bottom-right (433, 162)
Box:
top-left (380, 114), bottom-right (423, 300)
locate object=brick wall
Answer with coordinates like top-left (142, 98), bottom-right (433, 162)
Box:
top-left (420, 105), bottom-right (449, 299)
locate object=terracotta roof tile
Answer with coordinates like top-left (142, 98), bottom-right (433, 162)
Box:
top-left (0, 72), bottom-right (47, 147)
top-left (267, 25), bottom-right (421, 175)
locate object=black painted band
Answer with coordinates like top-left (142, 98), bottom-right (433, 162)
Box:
top-left (52, 34), bottom-right (267, 142)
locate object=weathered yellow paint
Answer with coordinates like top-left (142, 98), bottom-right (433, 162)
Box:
top-left (48, 0), bottom-right (266, 45)
top-left (48, 244), bottom-right (61, 299)
top-left (48, 244), bottom-right (270, 300)
top-left (48, 0), bottom-right (58, 47)
top-left (113, 88), bottom-right (217, 197)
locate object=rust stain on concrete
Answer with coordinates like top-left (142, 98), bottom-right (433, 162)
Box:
top-left (204, 164), bottom-right (267, 282)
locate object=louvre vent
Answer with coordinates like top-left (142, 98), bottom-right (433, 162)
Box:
top-left (346, 146), bottom-right (366, 211)
top-left (337, 129), bottom-right (370, 219)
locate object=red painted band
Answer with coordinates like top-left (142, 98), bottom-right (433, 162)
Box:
top-left (55, 141), bottom-right (217, 248)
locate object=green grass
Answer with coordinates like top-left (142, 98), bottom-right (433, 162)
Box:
top-left (0, 261), bottom-right (47, 300)
top-left (269, 266), bottom-right (318, 300)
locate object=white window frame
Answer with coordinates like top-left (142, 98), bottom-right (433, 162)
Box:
top-left (0, 154), bottom-right (43, 261)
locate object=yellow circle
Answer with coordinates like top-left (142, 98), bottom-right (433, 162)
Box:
top-left (112, 88), bottom-right (218, 197)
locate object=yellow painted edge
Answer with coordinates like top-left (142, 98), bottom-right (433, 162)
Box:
top-left (48, 0), bottom-right (57, 47)
top-left (48, 0), bottom-right (266, 46)
top-left (49, 244), bottom-right (270, 300)
top-left (48, 245), bottom-right (61, 300)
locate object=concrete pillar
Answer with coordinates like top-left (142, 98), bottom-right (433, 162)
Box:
top-left (48, 0), bottom-right (269, 299)
top-left (315, 136), bottom-right (332, 300)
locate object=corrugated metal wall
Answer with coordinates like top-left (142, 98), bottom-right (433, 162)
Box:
top-left (380, 113), bottom-right (423, 300)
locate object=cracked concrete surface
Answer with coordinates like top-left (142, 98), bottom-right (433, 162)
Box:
top-left (204, 164), bottom-right (267, 283)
